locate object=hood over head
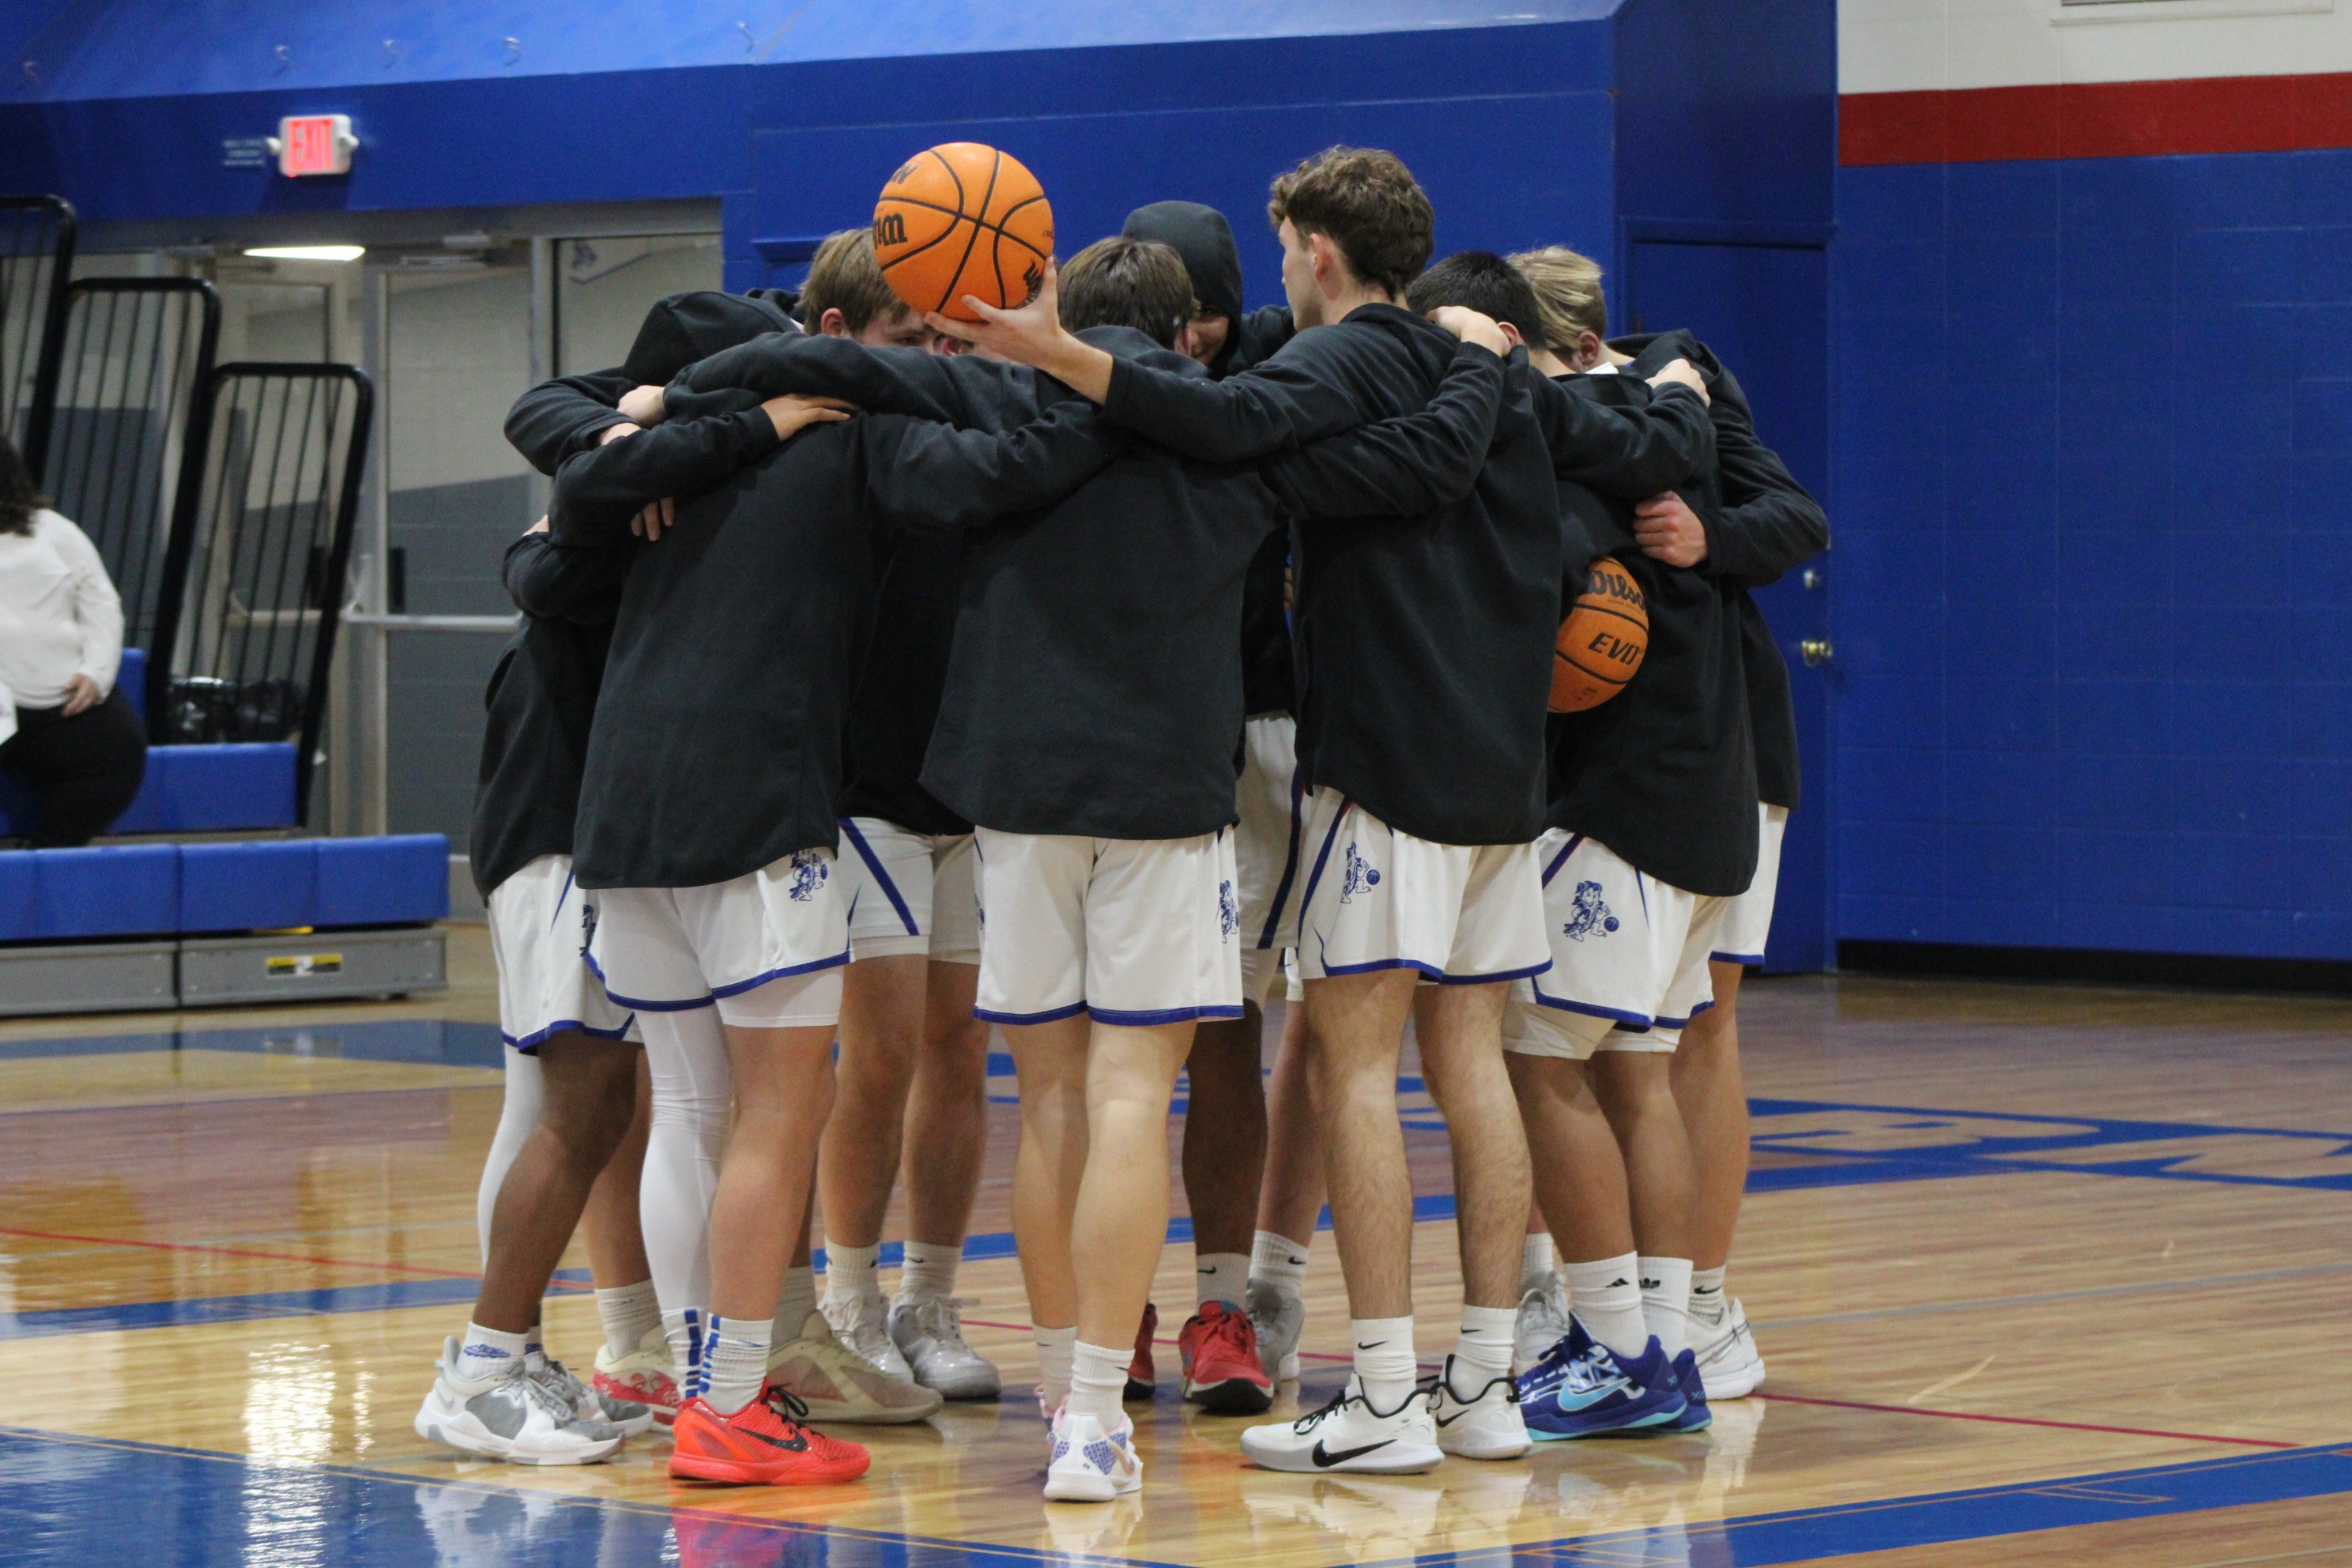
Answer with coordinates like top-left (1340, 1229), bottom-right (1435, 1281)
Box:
top-left (1121, 201), bottom-right (1246, 330)
top-left (622, 290), bottom-right (797, 384)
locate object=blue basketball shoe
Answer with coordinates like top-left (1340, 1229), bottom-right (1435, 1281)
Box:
top-left (1653, 1347), bottom-right (1713, 1433)
top-left (1517, 1320), bottom-right (1687, 1440)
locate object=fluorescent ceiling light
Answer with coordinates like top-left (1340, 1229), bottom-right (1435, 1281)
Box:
top-left (243, 244), bottom-right (364, 262)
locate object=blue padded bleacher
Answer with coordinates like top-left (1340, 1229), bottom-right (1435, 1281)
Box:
top-left (0, 835), bottom-right (448, 940)
top-left (0, 650), bottom-right (300, 839)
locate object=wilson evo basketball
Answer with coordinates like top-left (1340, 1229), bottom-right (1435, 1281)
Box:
top-left (1552, 557), bottom-right (1649, 712)
top-left (873, 143), bottom-right (1055, 322)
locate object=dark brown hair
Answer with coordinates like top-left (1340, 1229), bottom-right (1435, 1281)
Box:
top-left (1057, 236), bottom-right (1196, 349)
top-left (0, 435), bottom-right (46, 537)
top-left (1266, 145), bottom-right (1435, 299)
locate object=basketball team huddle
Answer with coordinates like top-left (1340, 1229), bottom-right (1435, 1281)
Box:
top-left (414, 142), bottom-right (1828, 1505)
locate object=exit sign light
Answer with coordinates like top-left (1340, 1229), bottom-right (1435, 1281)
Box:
top-left (273, 115), bottom-right (356, 178)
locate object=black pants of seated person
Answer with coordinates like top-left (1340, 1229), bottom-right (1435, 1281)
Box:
top-left (1, 688), bottom-right (148, 847)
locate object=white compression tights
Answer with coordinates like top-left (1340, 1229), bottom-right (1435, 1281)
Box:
top-left (636, 1005), bottom-right (733, 1312)
top-left (477, 1047), bottom-right (545, 1264)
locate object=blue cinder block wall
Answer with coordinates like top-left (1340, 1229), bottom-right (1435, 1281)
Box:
top-left (1834, 150), bottom-right (2352, 962)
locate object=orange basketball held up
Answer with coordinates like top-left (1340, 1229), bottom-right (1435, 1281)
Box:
top-left (1551, 557), bottom-right (1649, 712)
top-left (873, 143), bottom-right (1055, 322)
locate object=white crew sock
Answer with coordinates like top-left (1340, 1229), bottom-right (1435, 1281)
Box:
top-left (596, 1280), bottom-right (662, 1362)
top-left (456, 1322), bottom-right (528, 1385)
top-left (701, 1314), bottom-right (774, 1415)
top-left (1453, 1304), bottom-right (1516, 1389)
top-left (1069, 1340), bottom-right (1129, 1424)
top-left (897, 1241), bottom-right (959, 1307)
top-left (1520, 1233), bottom-right (1556, 1298)
top-left (1035, 1325), bottom-right (1077, 1408)
top-left (771, 1264), bottom-right (816, 1347)
top-left (662, 1307), bottom-right (707, 1398)
top-left (1196, 1251), bottom-right (1250, 1310)
top-left (1250, 1229), bottom-right (1310, 1300)
top-left (1564, 1253), bottom-right (1649, 1362)
top-left (1688, 1266), bottom-right (1728, 1331)
top-left (522, 1317), bottom-right (548, 1372)
top-left (824, 1240), bottom-right (881, 1311)
top-left (1641, 1256), bottom-right (1694, 1359)
top-left (1351, 1316), bottom-right (1418, 1411)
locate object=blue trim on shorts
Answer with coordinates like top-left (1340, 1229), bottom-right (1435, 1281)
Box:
top-left (1525, 987), bottom-right (1657, 1027)
top-left (548, 867), bottom-right (576, 935)
top-left (1540, 835), bottom-right (1583, 887)
top-left (1255, 767), bottom-right (1310, 951)
top-left (839, 817), bottom-right (920, 937)
top-left (1292, 794), bottom-right (1350, 921)
top-left (1653, 997), bottom-right (1717, 1029)
top-left (590, 948), bottom-right (848, 1012)
top-left (1710, 950), bottom-right (1765, 966)
top-left (501, 1017), bottom-right (635, 1054)
top-left (972, 999), bottom-right (1089, 1026)
top-left (1433, 959), bottom-right (1552, 985)
top-left (1087, 1003), bottom-right (1248, 1026)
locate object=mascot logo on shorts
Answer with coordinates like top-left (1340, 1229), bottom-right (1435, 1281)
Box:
top-left (1218, 879), bottom-right (1239, 941)
top-left (579, 898), bottom-right (598, 960)
top-left (786, 849), bottom-right (829, 903)
top-left (1340, 842), bottom-right (1381, 903)
top-left (1562, 880), bottom-right (1619, 941)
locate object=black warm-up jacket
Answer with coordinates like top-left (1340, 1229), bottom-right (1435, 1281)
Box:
top-left (1091, 303), bottom-right (1712, 847)
top-left (666, 326), bottom-right (1508, 843)
top-left (549, 386), bottom-right (1119, 890)
top-left (1540, 364), bottom-right (1757, 898)
top-left (1614, 331), bottom-right (1830, 812)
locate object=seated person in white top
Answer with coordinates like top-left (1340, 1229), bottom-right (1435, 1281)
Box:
top-left (0, 435), bottom-right (143, 848)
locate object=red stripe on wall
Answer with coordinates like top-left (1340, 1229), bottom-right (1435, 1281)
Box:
top-left (1842, 72), bottom-right (2352, 164)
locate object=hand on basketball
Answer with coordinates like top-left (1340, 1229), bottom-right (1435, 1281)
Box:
top-left (925, 258), bottom-right (1063, 360)
top-left (762, 393), bottom-right (856, 442)
top-left (1647, 357), bottom-right (1710, 405)
top-left (633, 497), bottom-right (675, 541)
top-left (1427, 305), bottom-right (1510, 357)
top-left (59, 673), bottom-right (100, 717)
top-left (1634, 492), bottom-right (1709, 567)
top-left (617, 384), bottom-right (669, 425)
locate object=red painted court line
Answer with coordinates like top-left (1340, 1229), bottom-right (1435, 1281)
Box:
top-left (963, 1316), bottom-right (1427, 1367)
top-left (0, 1223), bottom-right (482, 1283)
top-left (1764, 1392), bottom-right (2297, 1450)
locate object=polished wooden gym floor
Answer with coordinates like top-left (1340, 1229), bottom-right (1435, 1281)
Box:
top-left (2, 925), bottom-right (2348, 1566)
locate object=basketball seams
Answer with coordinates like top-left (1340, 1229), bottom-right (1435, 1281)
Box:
top-left (875, 207), bottom-right (971, 276)
top-left (876, 143), bottom-right (1051, 317)
top-left (935, 147), bottom-right (1004, 315)
top-left (1572, 604), bottom-right (1648, 635)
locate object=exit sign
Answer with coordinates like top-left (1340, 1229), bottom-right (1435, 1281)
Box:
top-left (274, 115), bottom-right (356, 177)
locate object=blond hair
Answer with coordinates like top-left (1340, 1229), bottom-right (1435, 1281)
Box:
top-left (802, 228), bottom-right (910, 336)
top-left (1508, 247), bottom-right (1608, 350)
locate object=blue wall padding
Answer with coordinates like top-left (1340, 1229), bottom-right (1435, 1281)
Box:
top-left (118, 648), bottom-right (144, 722)
top-left (315, 835), bottom-right (450, 927)
top-left (0, 854), bottom-right (34, 940)
top-left (32, 843), bottom-right (177, 939)
top-left (178, 840), bottom-right (318, 933)
top-left (0, 743), bottom-right (297, 839)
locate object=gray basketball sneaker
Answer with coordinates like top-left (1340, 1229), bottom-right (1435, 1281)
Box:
top-left (530, 1351), bottom-right (655, 1436)
top-left (413, 1337), bottom-right (624, 1464)
top-left (1245, 1277), bottom-right (1306, 1381)
top-left (888, 1295), bottom-right (1003, 1400)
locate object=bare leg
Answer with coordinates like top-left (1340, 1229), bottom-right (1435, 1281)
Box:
top-left (1507, 1053), bottom-right (1635, 1265)
top-left (1412, 982), bottom-right (1529, 1310)
top-left (1072, 1020), bottom-right (1197, 1345)
top-left (903, 960), bottom-right (989, 1250)
top-left (1670, 961), bottom-right (1749, 1272)
top-left (820, 954), bottom-right (927, 1251)
top-left (1006, 1013), bottom-right (1091, 1331)
top-left (1255, 998), bottom-right (1324, 1243)
top-left (1592, 1051), bottom-right (1695, 1261)
top-left (706, 1023), bottom-right (837, 1323)
top-left (1302, 970), bottom-right (1420, 1319)
top-left (1182, 1005), bottom-right (1268, 1258)
top-left (579, 1051), bottom-right (653, 1288)
top-left (473, 1032), bottom-right (640, 1332)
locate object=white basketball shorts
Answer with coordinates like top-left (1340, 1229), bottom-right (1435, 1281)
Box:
top-left (973, 826), bottom-right (1243, 1027)
top-left (588, 846), bottom-right (847, 1029)
top-left (1234, 714), bottom-right (1302, 1009)
top-left (486, 854), bottom-right (635, 1052)
top-left (1288, 788), bottom-right (1550, 986)
top-left (1712, 803), bottom-right (1789, 966)
top-left (1502, 830), bottom-right (1729, 1060)
top-left (836, 816), bottom-right (981, 965)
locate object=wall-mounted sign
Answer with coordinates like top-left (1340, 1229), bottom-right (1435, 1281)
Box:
top-left (268, 115), bottom-right (356, 177)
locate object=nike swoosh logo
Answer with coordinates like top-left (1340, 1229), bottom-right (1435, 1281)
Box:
top-left (744, 1426), bottom-right (809, 1452)
top-left (1312, 1438), bottom-right (1395, 1467)
top-left (1355, 1341), bottom-right (1385, 1351)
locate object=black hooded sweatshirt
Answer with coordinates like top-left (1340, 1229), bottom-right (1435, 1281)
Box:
top-left (1540, 359), bottom-right (1756, 898)
top-left (472, 290), bottom-right (793, 898)
top-left (665, 326), bottom-right (1508, 841)
top-left (1611, 332), bottom-right (1829, 812)
top-left (1122, 201), bottom-right (1299, 718)
top-left (1094, 304), bottom-right (1713, 846)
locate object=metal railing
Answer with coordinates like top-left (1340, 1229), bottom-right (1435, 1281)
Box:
top-left (0, 194), bottom-right (76, 472)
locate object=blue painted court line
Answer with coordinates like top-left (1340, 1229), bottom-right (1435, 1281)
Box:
top-left (0, 1017), bottom-right (507, 1066)
top-left (3, 1425), bottom-right (2348, 1567)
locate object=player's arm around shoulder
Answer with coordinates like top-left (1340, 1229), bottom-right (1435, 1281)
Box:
top-left (502, 526), bottom-right (631, 624)
top-left (503, 369), bottom-right (635, 477)
top-left (857, 397), bottom-right (1123, 533)
top-left (1261, 330), bottom-right (1509, 519)
top-left (1689, 360), bottom-right (1829, 583)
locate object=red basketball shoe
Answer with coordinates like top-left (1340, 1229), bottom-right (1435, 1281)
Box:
top-left (1178, 1301), bottom-right (1275, 1414)
top-left (669, 1390), bottom-right (870, 1486)
top-left (1125, 1302), bottom-right (1159, 1400)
